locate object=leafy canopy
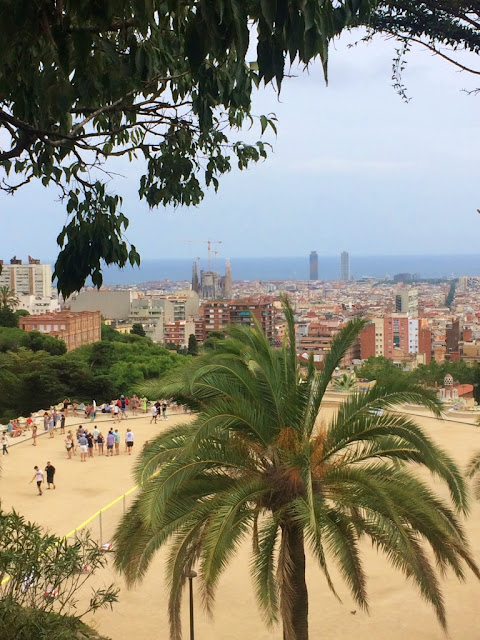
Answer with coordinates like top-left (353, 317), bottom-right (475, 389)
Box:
top-left (0, 508), bottom-right (117, 640)
top-left (0, 0), bottom-right (373, 297)
top-left (113, 299), bottom-right (478, 639)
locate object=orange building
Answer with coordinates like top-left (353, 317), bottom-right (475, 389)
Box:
top-left (384, 315), bottom-right (409, 359)
top-left (19, 311), bottom-right (101, 351)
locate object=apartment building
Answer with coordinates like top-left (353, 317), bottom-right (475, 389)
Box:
top-left (0, 256), bottom-right (52, 297)
top-left (200, 298), bottom-right (277, 342)
top-left (19, 311), bottom-right (101, 351)
top-left (164, 321), bottom-right (196, 348)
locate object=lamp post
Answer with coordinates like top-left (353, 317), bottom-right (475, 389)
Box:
top-left (187, 570), bottom-right (197, 640)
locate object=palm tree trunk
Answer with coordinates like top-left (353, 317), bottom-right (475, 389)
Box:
top-left (280, 521), bottom-right (309, 640)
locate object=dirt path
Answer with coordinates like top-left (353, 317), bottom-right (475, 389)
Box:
top-left (3, 406), bottom-right (480, 639)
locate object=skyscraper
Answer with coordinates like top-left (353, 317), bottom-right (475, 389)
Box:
top-left (340, 251), bottom-right (350, 281)
top-left (309, 251), bottom-right (318, 280)
top-left (224, 259), bottom-right (233, 298)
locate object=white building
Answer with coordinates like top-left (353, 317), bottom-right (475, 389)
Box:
top-left (68, 289), bottom-right (139, 320)
top-left (408, 318), bottom-right (419, 354)
top-left (17, 294), bottom-right (60, 315)
top-left (0, 256), bottom-right (52, 297)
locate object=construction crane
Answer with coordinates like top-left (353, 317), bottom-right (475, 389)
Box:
top-left (183, 239), bottom-right (222, 271)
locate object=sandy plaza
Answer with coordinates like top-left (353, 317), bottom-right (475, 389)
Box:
top-left (2, 402), bottom-right (480, 640)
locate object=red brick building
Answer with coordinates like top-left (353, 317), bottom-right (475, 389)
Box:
top-left (360, 323), bottom-right (376, 360)
top-left (418, 327), bottom-right (432, 364)
top-left (19, 311), bottom-right (101, 351)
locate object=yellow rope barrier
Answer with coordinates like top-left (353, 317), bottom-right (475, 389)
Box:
top-left (1, 483), bottom-right (139, 587)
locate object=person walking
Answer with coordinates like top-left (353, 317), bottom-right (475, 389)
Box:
top-left (30, 466), bottom-right (44, 495)
top-left (60, 411), bottom-right (66, 434)
top-left (120, 395), bottom-right (127, 420)
top-left (78, 433), bottom-right (88, 462)
top-left (131, 394), bottom-right (138, 416)
top-left (1, 433), bottom-right (9, 455)
top-left (48, 413), bottom-right (55, 438)
top-left (63, 398), bottom-right (70, 417)
top-left (65, 433), bottom-right (74, 459)
top-left (150, 403), bottom-right (158, 424)
top-left (43, 412), bottom-right (49, 431)
top-left (141, 396), bottom-right (148, 413)
top-left (45, 461), bottom-right (56, 489)
top-left (106, 430), bottom-right (115, 457)
top-left (162, 402), bottom-right (168, 421)
top-left (114, 429), bottom-right (121, 456)
top-left (125, 429), bottom-right (134, 455)
top-left (113, 403), bottom-right (119, 423)
top-left (92, 425), bottom-right (99, 450)
top-left (86, 432), bottom-right (94, 458)
top-left (31, 421), bottom-right (38, 446)
top-left (97, 432), bottom-right (104, 455)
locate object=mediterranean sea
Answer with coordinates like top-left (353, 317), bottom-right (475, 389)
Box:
top-left (98, 254), bottom-right (480, 285)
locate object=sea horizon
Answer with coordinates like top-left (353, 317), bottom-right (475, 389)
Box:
top-left (80, 253), bottom-right (480, 286)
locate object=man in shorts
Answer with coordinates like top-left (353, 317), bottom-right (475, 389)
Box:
top-left (150, 403), bottom-right (158, 424)
top-left (78, 433), bottom-right (88, 462)
top-left (30, 466), bottom-right (44, 495)
top-left (106, 430), bottom-right (115, 456)
top-left (125, 429), bottom-right (134, 455)
top-left (45, 461), bottom-right (56, 489)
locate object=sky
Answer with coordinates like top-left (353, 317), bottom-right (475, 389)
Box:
top-left (2, 31), bottom-right (480, 264)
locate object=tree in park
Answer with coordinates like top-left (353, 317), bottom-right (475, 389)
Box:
top-left (187, 333), bottom-right (198, 356)
top-left (357, 2), bottom-right (480, 99)
top-left (0, 286), bottom-right (19, 310)
top-left (0, 0), bottom-right (375, 297)
top-left (130, 323), bottom-right (146, 338)
top-left (113, 299), bottom-right (479, 640)
top-left (0, 509), bottom-right (118, 640)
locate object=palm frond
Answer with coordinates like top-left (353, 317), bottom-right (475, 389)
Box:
top-left (250, 518), bottom-right (280, 626)
top-left (303, 317), bottom-right (367, 438)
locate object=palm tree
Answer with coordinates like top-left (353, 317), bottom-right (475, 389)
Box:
top-left (114, 300), bottom-right (479, 640)
top-left (0, 286), bottom-right (19, 310)
top-left (332, 371), bottom-right (356, 391)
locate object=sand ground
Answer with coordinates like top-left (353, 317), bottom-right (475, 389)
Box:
top-left (2, 403), bottom-right (480, 639)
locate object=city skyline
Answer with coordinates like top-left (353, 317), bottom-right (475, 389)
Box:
top-left (2, 34), bottom-right (480, 265)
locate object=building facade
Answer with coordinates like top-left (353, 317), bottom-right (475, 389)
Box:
top-left (19, 311), bottom-right (101, 351)
top-left (200, 298), bottom-right (277, 342)
top-left (164, 321), bottom-right (196, 348)
top-left (309, 251), bottom-right (318, 280)
top-left (0, 256), bottom-right (52, 297)
top-left (68, 290), bottom-right (139, 320)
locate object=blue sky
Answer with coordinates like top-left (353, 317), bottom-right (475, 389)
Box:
top-left (2, 32), bottom-right (480, 263)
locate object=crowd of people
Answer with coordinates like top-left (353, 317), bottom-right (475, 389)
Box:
top-left (67, 425), bottom-right (136, 461)
top-left (1, 397), bottom-right (182, 496)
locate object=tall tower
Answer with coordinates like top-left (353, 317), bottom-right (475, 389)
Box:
top-left (191, 260), bottom-right (200, 293)
top-left (224, 259), bottom-right (233, 298)
top-left (340, 251), bottom-right (350, 281)
top-left (309, 251), bottom-right (318, 280)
